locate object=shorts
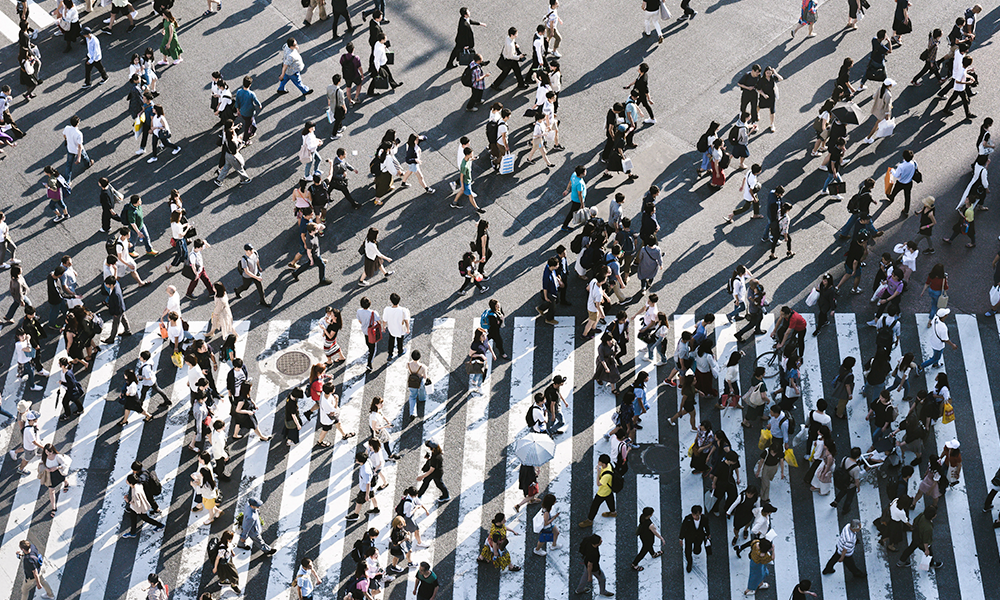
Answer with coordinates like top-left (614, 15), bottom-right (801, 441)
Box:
top-left (203, 496), bottom-right (217, 510)
top-left (407, 163), bottom-right (420, 173)
top-left (462, 183), bottom-right (473, 196)
top-left (355, 490), bottom-right (369, 505)
top-left (844, 263), bottom-right (861, 278)
top-left (111, 3), bottom-right (131, 15)
top-left (538, 527), bottom-right (554, 544)
top-left (588, 311), bottom-right (600, 323)
top-left (22, 448), bottom-right (37, 460)
top-left (319, 421), bottom-right (334, 432)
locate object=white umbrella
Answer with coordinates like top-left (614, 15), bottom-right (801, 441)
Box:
top-left (514, 432), bottom-right (556, 466)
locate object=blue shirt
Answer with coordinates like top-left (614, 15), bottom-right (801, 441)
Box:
top-left (234, 88), bottom-right (261, 117)
top-left (570, 173), bottom-right (586, 205)
top-left (692, 322), bottom-right (707, 344)
top-left (542, 266), bottom-right (558, 298)
top-left (632, 386), bottom-right (649, 414)
top-left (892, 160), bottom-right (916, 184)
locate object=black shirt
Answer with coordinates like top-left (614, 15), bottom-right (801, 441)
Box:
top-left (634, 72), bottom-right (649, 97)
top-left (415, 571), bottom-right (439, 600)
top-left (581, 539), bottom-right (601, 568)
top-left (543, 384), bottom-right (561, 410)
top-left (845, 242), bottom-right (866, 269)
top-left (871, 37), bottom-right (889, 64)
top-left (422, 452), bottom-right (443, 475)
top-left (738, 71), bottom-right (760, 96)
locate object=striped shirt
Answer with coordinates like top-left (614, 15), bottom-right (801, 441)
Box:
top-left (836, 524), bottom-right (858, 556)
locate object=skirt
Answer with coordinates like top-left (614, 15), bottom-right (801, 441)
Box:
top-left (235, 411), bottom-right (259, 430)
top-left (324, 336), bottom-right (341, 357)
top-left (364, 256), bottom-right (381, 278)
top-left (48, 469), bottom-right (66, 489)
top-left (374, 172), bottom-right (393, 196)
top-left (917, 477), bottom-right (941, 499)
top-left (710, 161), bottom-right (726, 187)
top-left (479, 544), bottom-right (511, 570)
top-left (730, 143), bottom-right (749, 159)
top-left (538, 527), bottom-right (554, 544)
top-left (695, 368), bottom-right (717, 396)
top-left (123, 394), bottom-right (144, 413)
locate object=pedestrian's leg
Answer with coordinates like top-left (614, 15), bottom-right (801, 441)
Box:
top-left (593, 567), bottom-right (608, 595)
top-left (84, 61), bottom-right (93, 85)
top-left (823, 551), bottom-right (841, 573)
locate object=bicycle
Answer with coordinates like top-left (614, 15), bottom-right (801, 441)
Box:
top-left (756, 349), bottom-right (781, 380)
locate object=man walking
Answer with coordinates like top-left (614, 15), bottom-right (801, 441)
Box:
top-left (561, 165), bottom-right (587, 230)
top-left (215, 120), bottom-right (252, 187)
top-left (329, 0), bottom-right (352, 38)
top-left (238, 498), bottom-right (278, 556)
top-left (327, 75), bottom-right (348, 138)
top-left (885, 150), bottom-right (918, 217)
top-left (102, 276), bottom-right (133, 343)
top-left (137, 350), bottom-right (170, 409)
top-left (578, 454), bottom-right (615, 528)
top-left (234, 76), bottom-right (262, 141)
top-left (535, 257), bottom-right (560, 325)
top-left (276, 38), bottom-right (313, 97)
top-left (290, 223), bottom-right (331, 286)
top-left (918, 308), bottom-right (957, 372)
top-left (575, 534), bottom-right (614, 597)
top-left (382, 292), bottom-right (410, 360)
top-left (17, 540), bottom-right (54, 600)
top-left (823, 520), bottom-right (867, 577)
top-left (357, 297), bottom-right (381, 372)
top-left (234, 243), bottom-right (270, 306)
top-left (328, 150), bottom-right (360, 208)
top-left (898, 506), bottom-right (942, 569)
top-left (678, 505), bottom-right (711, 573)
top-left (63, 115), bottom-right (93, 183)
top-left (465, 53), bottom-right (488, 112)
top-left (80, 28), bottom-right (108, 88)
top-left (446, 7), bottom-right (486, 69)
top-left (126, 195), bottom-right (157, 256)
top-left (492, 27), bottom-right (527, 90)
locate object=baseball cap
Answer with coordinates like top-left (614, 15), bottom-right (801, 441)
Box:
top-left (247, 498), bottom-right (263, 508)
top-left (244, 244), bottom-right (254, 251)
top-left (24, 411), bottom-right (39, 421)
top-left (553, 375), bottom-right (566, 384)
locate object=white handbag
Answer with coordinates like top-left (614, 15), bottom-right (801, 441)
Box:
top-left (805, 287), bottom-right (819, 307)
top-left (876, 118), bottom-right (896, 138)
top-left (499, 152), bottom-right (515, 175)
top-left (658, 1), bottom-right (671, 20)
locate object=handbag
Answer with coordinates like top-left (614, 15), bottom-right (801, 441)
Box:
top-left (658, 0), bottom-right (671, 21)
top-left (703, 490), bottom-right (718, 513)
top-left (805, 288), bottom-right (820, 307)
top-left (637, 328), bottom-right (655, 344)
top-left (622, 158), bottom-right (634, 172)
top-left (159, 322), bottom-right (169, 339)
top-left (784, 448), bottom-right (799, 468)
top-left (875, 118), bottom-right (896, 139)
top-left (942, 402), bottom-right (955, 424)
top-left (758, 428), bottom-right (773, 450)
top-left (326, 107), bottom-right (335, 124)
top-left (184, 226), bottom-right (198, 239)
top-left (828, 180), bottom-right (847, 195)
top-left (181, 264), bottom-right (196, 279)
top-left (744, 383), bottom-right (765, 408)
top-left (466, 359), bottom-right (485, 375)
top-left (37, 462), bottom-right (51, 487)
top-left (300, 0), bottom-right (309, 7)
top-left (371, 74), bottom-right (390, 90)
top-left (527, 482), bottom-right (539, 496)
top-left (366, 313), bottom-right (383, 344)
top-left (385, 50), bottom-right (394, 65)
top-left (939, 289), bottom-right (950, 309)
top-left (459, 48), bottom-right (476, 66)
top-left (499, 152), bottom-right (515, 175)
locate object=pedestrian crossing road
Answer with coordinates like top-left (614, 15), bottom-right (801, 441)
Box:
top-left (1, 311), bottom-right (999, 600)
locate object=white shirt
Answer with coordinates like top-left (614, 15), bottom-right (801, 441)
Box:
top-left (809, 410), bottom-right (832, 431)
top-left (319, 392), bottom-right (338, 426)
top-left (303, 131), bottom-right (320, 153)
top-left (211, 429), bottom-right (227, 460)
top-left (170, 221), bottom-right (186, 240)
top-left (367, 444), bottom-right (386, 472)
top-left (382, 305), bottom-right (410, 338)
top-left (532, 33), bottom-right (545, 63)
top-left (534, 84), bottom-right (551, 108)
top-left (86, 35), bottom-right (102, 63)
top-left (952, 49), bottom-right (965, 81)
top-left (731, 276), bottom-right (747, 304)
top-left (358, 462), bottom-right (373, 491)
top-left (743, 172), bottom-right (758, 203)
top-left (187, 363), bottom-right (204, 390)
top-left (889, 498), bottom-right (910, 524)
top-left (374, 41), bottom-right (388, 70)
top-left (929, 319), bottom-right (949, 351)
top-left (456, 144), bottom-right (466, 168)
top-left (893, 243), bottom-right (918, 272)
top-left (167, 322), bottom-right (184, 344)
top-left (63, 126), bottom-right (84, 154)
top-left (639, 303), bottom-right (657, 327)
top-left (138, 360), bottom-right (155, 388)
top-left (586, 279), bottom-right (604, 313)
top-left (22, 423), bottom-right (38, 450)
top-left (14, 340), bottom-right (32, 365)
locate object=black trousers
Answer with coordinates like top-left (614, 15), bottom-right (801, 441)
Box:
top-left (62, 391), bottom-right (84, 415)
top-left (446, 45), bottom-right (466, 68)
top-left (417, 471), bottom-right (449, 497)
top-left (740, 92), bottom-right (758, 123)
top-left (736, 312), bottom-right (763, 339)
top-left (84, 60), bottom-right (108, 84)
top-left (331, 105), bottom-right (346, 134)
top-left (637, 95), bottom-right (654, 119)
top-left (214, 455), bottom-right (229, 480)
top-left (467, 87), bottom-right (483, 110)
top-left (944, 89), bottom-right (972, 117)
top-left (139, 383), bottom-right (169, 405)
top-left (493, 58), bottom-right (525, 88)
top-left (681, 0), bottom-right (695, 16)
top-left (329, 179), bottom-right (359, 207)
top-left (386, 332), bottom-right (404, 358)
top-left (365, 339), bottom-right (377, 369)
top-left (127, 509), bottom-right (164, 533)
top-left (824, 550), bottom-right (865, 576)
top-left (562, 201), bottom-right (581, 228)
top-left (368, 66), bottom-right (397, 94)
top-left (684, 538), bottom-right (704, 566)
top-left (912, 60), bottom-right (941, 83)
top-left (487, 327), bottom-right (505, 356)
top-left (330, 7), bottom-right (353, 35)
top-left (587, 493), bottom-right (615, 520)
top-left (888, 180), bottom-right (913, 212)
top-left (899, 540), bottom-right (931, 562)
top-left (101, 208), bottom-right (121, 232)
top-left (537, 295), bottom-right (555, 320)
top-left (633, 536), bottom-right (655, 565)
top-left (234, 276), bottom-right (266, 302)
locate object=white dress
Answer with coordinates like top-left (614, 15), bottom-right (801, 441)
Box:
top-left (212, 292), bottom-right (236, 339)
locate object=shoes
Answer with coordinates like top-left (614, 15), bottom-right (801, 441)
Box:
top-left (147, 157), bottom-right (158, 163)
top-left (896, 559), bottom-right (911, 567)
top-left (346, 513), bottom-right (360, 521)
top-left (31, 385), bottom-right (43, 391)
top-left (264, 548), bottom-right (277, 556)
top-left (578, 520), bottom-right (593, 528)
top-left (319, 279), bottom-right (332, 286)
top-left (276, 89), bottom-right (289, 95)
top-left (304, 89), bottom-right (314, 95)
top-left (172, 147), bottom-right (182, 155)
top-left (601, 511), bottom-right (617, 517)
top-left (643, 118), bottom-right (656, 124)
top-left (930, 560), bottom-right (943, 569)
top-left (437, 496), bottom-right (451, 503)
top-left (366, 508), bottom-right (380, 515)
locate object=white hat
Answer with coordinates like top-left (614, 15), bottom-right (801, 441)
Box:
top-left (884, 78), bottom-right (897, 87)
top-left (945, 439), bottom-right (960, 450)
top-left (17, 400), bottom-right (30, 414)
top-left (936, 308), bottom-right (951, 319)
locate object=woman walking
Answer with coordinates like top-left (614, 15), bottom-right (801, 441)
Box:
top-left (533, 493), bottom-right (561, 556)
top-left (399, 487), bottom-right (433, 546)
top-left (158, 10), bottom-right (182, 65)
top-left (119, 370), bottom-right (153, 426)
top-left (693, 339), bottom-right (718, 398)
top-left (369, 396), bottom-right (400, 460)
top-left (862, 79), bottom-right (895, 144)
top-left (43, 166), bottom-right (69, 222)
top-left (123, 472), bottom-right (165, 538)
top-left (696, 121), bottom-right (720, 175)
top-left (757, 67), bottom-right (783, 132)
top-left (358, 227), bottom-right (393, 286)
top-left (813, 274), bottom-right (837, 335)
top-left (768, 202), bottom-right (794, 260)
top-left (165, 211), bottom-right (189, 273)
top-left (283, 388), bottom-right (304, 447)
top-left (720, 350), bottom-right (743, 408)
top-left (372, 140), bottom-right (396, 206)
top-left (416, 442), bottom-right (450, 502)
top-left (630, 506), bottom-right (665, 570)
top-left (483, 298), bottom-right (506, 359)
top-left (739, 538), bottom-right (774, 595)
top-left (41, 444), bottom-right (69, 516)
top-left (400, 134), bottom-right (435, 194)
top-left (708, 139), bottom-right (727, 188)
top-left (668, 372), bottom-right (698, 430)
top-left (912, 196), bottom-right (936, 254)
top-left (690, 420), bottom-right (716, 475)
top-left (212, 530), bottom-right (241, 594)
top-left (233, 383), bottom-right (271, 441)
top-left (323, 318), bottom-right (347, 364)
top-left (919, 264), bottom-right (947, 323)
top-left (387, 517), bottom-right (414, 574)
top-left (891, 0), bottom-right (912, 46)
top-left (147, 106), bottom-right (180, 162)
top-left (209, 283), bottom-right (235, 340)
top-left (300, 122), bottom-right (323, 179)
top-left (473, 220), bottom-right (493, 277)
top-left (468, 327), bottom-right (495, 388)
top-left (478, 512), bottom-right (521, 572)
top-left (911, 29), bottom-right (943, 86)
top-left (791, 0), bottom-right (817, 38)
top-left (458, 251), bottom-right (488, 295)
top-left (190, 468), bottom-right (222, 522)
top-left (19, 48), bottom-right (40, 102)
top-left (809, 430), bottom-right (835, 495)
top-left (406, 350), bottom-right (428, 418)
top-left (636, 235), bottom-right (662, 291)
top-left (595, 332), bottom-right (621, 392)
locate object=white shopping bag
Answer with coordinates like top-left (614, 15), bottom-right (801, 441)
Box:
top-left (499, 152), bottom-right (515, 175)
top-left (622, 158), bottom-right (634, 172)
top-left (805, 288), bottom-right (819, 307)
top-left (876, 118), bottom-right (896, 138)
top-left (918, 553), bottom-right (932, 571)
top-left (326, 108), bottom-right (334, 124)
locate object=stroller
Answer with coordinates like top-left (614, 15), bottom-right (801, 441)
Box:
top-left (859, 426), bottom-right (901, 486)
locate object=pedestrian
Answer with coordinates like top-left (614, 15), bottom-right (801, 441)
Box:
top-left (184, 239), bottom-right (212, 297)
top-left (918, 308), bottom-right (957, 371)
top-left (358, 227), bottom-right (393, 287)
top-left (339, 43), bottom-right (363, 102)
top-left (80, 28), bottom-right (109, 88)
top-left (62, 115), bottom-right (93, 183)
top-left (727, 485), bottom-right (759, 546)
top-left (276, 38), bottom-right (313, 96)
top-left (792, 580), bottom-right (819, 600)
top-left (767, 202), bottom-right (794, 260)
top-left (369, 32), bottom-right (401, 95)
top-left (238, 497), bottom-right (277, 555)
top-left (560, 165), bottom-right (587, 230)
top-left (450, 147), bottom-right (485, 212)
top-left (357, 296), bottom-right (381, 371)
top-left (413, 563), bottom-right (439, 600)
top-left (635, 234), bottom-right (662, 292)
top-left (735, 280), bottom-right (766, 342)
top-left (755, 444), bottom-right (782, 503)
top-left (57, 358), bottom-right (85, 418)
top-left (791, 0), bottom-right (817, 38)
top-left (300, 121), bottom-right (324, 179)
top-left (862, 79), bottom-right (895, 144)
top-left (190, 468), bottom-right (222, 522)
top-left (757, 66), bottom-right (783, 131)
top-left (535, 257), bottom-right (560, 325)
top-left (136, 349), bottom-right (169, 409)
top-left (911, 29), bottom-right (943, 86)
top-left (290, 223), bottom-right (332, 286)
top-left (446, 7), bottom-right (486, 69)
top-left (578, 454), bottom-right (616, 528)
top-left (55, 0), bottom-right (80, 53)
top-left (100, 276), bottom-right (133, 344)
top-left (399, 134), bottom-right (434, 193)
top-left (122, 472), bottom-right (165, 538)
top-left (831, 446), bottom-right (862, 512)
top-left (211, 530), bottom-right (241, 595)
top-left (155, 10), bottom-right (183, 65)
top-left (476, 512), bottom-right (521, 572)
top-left (293, 558), bottom-right (322, 600)
top-left (860, 30), bottom-right (891, 90)
top-left (890, 0), bottom-right (912, 45)
top-left (209, 419), bottom-right (231, 481)
top-left (371, 140), bottom-right (396, 206)
top-left (232, 244), bottom-right (269, 306)
top-left (39, 444), bottom-right (69, 516)
top-left (302, 0), bottom-right (326, 27)
top-left (493, 28), bottom-right (527, 90)
top-left (14, 410), bottom-right (43, 473)
top-left (326, 75), bottom-right (347, 139)
top-left (525, 112), bottom-right (555, 167)
top-left (726, 164), bottom-right (762, 223)
top-left (41, 167), bottom-right (69, 224)
top-left (214, 119), bottom-right (252, 186)
top-left (145, 106), bottom-right (181, 163)
top-left (679, 505), bottom-right (711, 573)
top-left (17, 539), bottom-right (54, 600)
top-left (897, 505), bottom-right (942, 569)
top-left (283, 388), bottom-right (304, 447)
top-left (96, 178), bottom-right (122, 234)
top-left (737, 538), bottom-right (774, 596)
top-left (314, 382), bottom-right (353, 446)
top-left (575, 534), bottom-right (613, 596)
top-left (630, 505), bottom-right (665, 571)
top-left (823, 519), bottom-right (868, 577)
top-left (234, 76), bottom-right (261, 142)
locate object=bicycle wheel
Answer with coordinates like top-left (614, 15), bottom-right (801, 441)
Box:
top-left (756, 351), bottom-right (780, 380)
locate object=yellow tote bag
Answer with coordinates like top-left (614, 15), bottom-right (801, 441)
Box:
top-left (942, 402), bottom-right (955, 425)
top-left (758, 429), bottom-right (772, 450)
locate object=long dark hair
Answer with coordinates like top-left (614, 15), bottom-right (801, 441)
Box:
top-left (928, 263), bottom-right (945, 280)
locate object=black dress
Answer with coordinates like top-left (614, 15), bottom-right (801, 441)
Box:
top-left (757, 77), bottom-right (776, 112)
top-left (893, 0), bottom-right (911, 34)
top-left (917, 206), bottom-right (934, 237)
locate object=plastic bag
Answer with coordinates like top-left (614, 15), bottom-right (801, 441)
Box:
top-left (942, 402), bottom-right (955, 425)
top-left (876, 118), bottom-right (896, 139)
top-left (784, 448), bottom-right (799, 468)
top-left (499, 152), bottom-right (515, 175)
top-left (805, 288), bottom-right (819, 307)
top-left (758, 428), bottom-right (772, 450)
top-left (171, 351), bottom-right (184, 368)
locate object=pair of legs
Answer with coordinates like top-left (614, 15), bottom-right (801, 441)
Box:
top-left (458, 274), bottom-right (487, 295)
top-left (451, 183), bottom-right (483, 210)
top-left (417, 472), bottom-right (450, 499)
top-left (234, 276), bottom-right (267, 303)
top-left (278, 72), bottom-right (310, 94)
top-left (216, 152), bottom-right (251, 184)
top-left (186, 270), bottom-right (213, 296)
top-left (526, 135), bottom-right (554, 166)
top-left (315, 420), bottom-right (353, 446)
top-left (125, 508), bottom-right (164, 535)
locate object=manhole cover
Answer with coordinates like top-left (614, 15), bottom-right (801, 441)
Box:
top-left (275, 351), bottom-right (312, 376)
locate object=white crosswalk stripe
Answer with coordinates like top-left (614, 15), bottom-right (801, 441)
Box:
top-left (6, 314), bottom-right (1000, 600)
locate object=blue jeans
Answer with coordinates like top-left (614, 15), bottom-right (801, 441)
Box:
top-left (43, 299), bottom-right (67, 329)
top-left (304, 152), bottom-right (322, 178)
top-left (920, 348), bottom-right (943, 370)
top-left (646, 337), bottom-right (659, 360)
top-left (65, 148), bottom-right (92, 183)
top-left (278, 72), bottom-right (309, 94)
top-left (747, 561), bottom-right (769, 591)
top-left (889, 374), bottom-right (910, 398)
top-left (131, 224), bottom-right (153, 253)
top-left (865, 380), bottom-right (885, 406)
top-left (821, 172), bottom-right (842, 193)
top-left (171, 237), bottom-right (189, 267)
top-left (927, 289), bottom-right (942, 317)
top-left (837, 213), bottom-right (879, 238)
top-left (407, 383), bottom-right (426, 415)
top-left (699, 150), bottom-right (712, 171)
top-left (728, 301), bottom-right (745, 320)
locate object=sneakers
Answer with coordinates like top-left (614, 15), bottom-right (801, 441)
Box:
top-left (601, 511), bottom-right (617, 517)
top-left (172, 147), bottom-right (182, 155)
top-left (366, 508), bottom-right (381, 515)
top-left (135, 149), bottom-right (145, 155)
top-left (31, 385), bottom-right (43, 391)
top-left (643, 118), bottom-right (656, 124)
top-left (533, 548), bottom-right (548, 556)
top-left (896, 559), bottom-right (911, 567)
top-left (122, 532), bottom-right (138, 539)
top-left (346, 513), bottom-right (360, 521)
top-left (147, 157), bottom-right (158, 163)
top-left (437, 496), bottom-right (451, 503)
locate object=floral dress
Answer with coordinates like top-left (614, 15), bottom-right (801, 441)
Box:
top-left (160, 19), bottom-right (183, 60)
top-left (478, 522), bottom-right (512, 570)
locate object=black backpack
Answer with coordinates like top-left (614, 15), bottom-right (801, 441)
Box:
top-left (461, 65), bottom-right (474, 88)
top-left (395, 497), bottom-right (406, 517)
top-left (610, 465), bottom-right (625, 493)
top-left (486, 119), bottom-right (499, 145)
top-left (580, 244), bottom-right (604, 270)
top-left (846, 192), bottom-right (863, 214)
top-left (349, 539), bottom-right (366, 563)
top-left (728, 125), bottom-right (741, 144)
top-left (206, 537), bottom-right (221, 563)
top-left (144, 470), bottom-right (163, 496)
top-left (616, 229), bottom-right (636, 256)
top-left (310, 183), bottom-right (330, 207)
top-left (875, 317), bottom-right (898, 350)
top-left (696, 132), bottom-right (710, 153)
top-left (833, 458), bottom-right (853, 490)
top-left (105, 233), bottom-right (120, 258)
top-left (526, 405), bottom-right (541, 430)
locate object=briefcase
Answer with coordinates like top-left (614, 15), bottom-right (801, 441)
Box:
top-left (372, 74), bottom-right (390, 90)
top-left (385, 49), bottom-right (394, 65)
top-left (828, 181), bottom-right (847, 195)
top-left (459, 48), bottom-right (475, 66)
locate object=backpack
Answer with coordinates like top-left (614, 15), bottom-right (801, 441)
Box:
top-left (120, 202), bottom-right (135, 226)
top-left (570, 232), bottom-right (585, 254)
top-left (369, 155), bottom-right (381, 176)
top-left (813, 115), bottom-right (825, 134)
top-left (144, 469), bottom-right (163, 497)
top-left (580, 244), bottom-right (604, 270)
top-left (616, 230), bottom-right (636, 256)
top-left (461, 65), bottom-right (474, 88)
top-left (728, 125), bottom-right (741, 144)
top-left (310, 183), bottom-right (330, 207)
top-left (696, 132), bottom-right (710, 153)
top-left (206, 537), bottom-right (221, 563)
top-left (395, 497), bottom-right (407, 517)
top-left (875, 317), bottom-right (898, 350)
top-left (610, 465), bottom-right (625, 493)
top-left (236, 257), bottom-right (245, 276)
top-left (778, 412), bottom-right (796, 437)
top-left (525, 405), bottom-right (541, 430)
top-left (719, 152), bottom-right (732, 170)
top-left (105, 233), bottom-right (120, 258)
top-left (480, 309), bottom-right (494, 330)
top-left (833, 458), bottom-right (854, 490)
top-left (485, 119), bottom-right (499, 146)
top-left (846, 192), bottom-right (863, 214)
top-left (349, 539), bottom-right (366, 563)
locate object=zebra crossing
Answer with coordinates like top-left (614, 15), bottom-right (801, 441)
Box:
top-left (0, 0), bottom-right (55, 45)
top-left (2, 312), bottom-right (1000, 600)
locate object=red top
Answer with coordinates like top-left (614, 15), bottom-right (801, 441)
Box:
top-left (789, 311), bottom-right (807, 332)
top-left (925, 276), bottom-right (948, 292)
